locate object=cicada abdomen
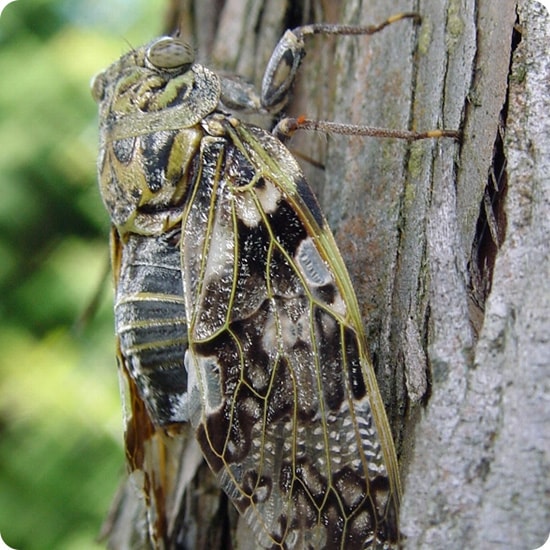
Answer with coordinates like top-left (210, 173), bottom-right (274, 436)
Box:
top-left (114, 229), bottom-right (189, 426)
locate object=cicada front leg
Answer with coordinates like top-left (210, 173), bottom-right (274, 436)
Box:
top-left (257, 12), bottom-right (460, 142)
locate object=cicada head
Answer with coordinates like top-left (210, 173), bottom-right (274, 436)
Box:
top-left (91, 37), bottom-right (197, 119)
top-left (92, 37), bottom-right (221, 238)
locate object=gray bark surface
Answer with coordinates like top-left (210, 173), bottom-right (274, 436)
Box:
top-left (399, 2), bottom-right (550, 548)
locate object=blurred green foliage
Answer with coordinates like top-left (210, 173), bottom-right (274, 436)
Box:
top-left (0, 1), bottom-right (167, 548)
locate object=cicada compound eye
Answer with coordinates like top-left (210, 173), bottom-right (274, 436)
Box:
top-left (90, 72), bottom-right (105, 102)
top-left (146, 37), bottom-right (195, 72)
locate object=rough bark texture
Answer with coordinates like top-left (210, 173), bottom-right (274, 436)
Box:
top-left (107, 1), bottom-right (549, 548)
top-left (399, 2), bottom-right (550, 548)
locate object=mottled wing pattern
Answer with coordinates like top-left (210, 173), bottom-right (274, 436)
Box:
top-left (181, 119), bottom-right (400, 549)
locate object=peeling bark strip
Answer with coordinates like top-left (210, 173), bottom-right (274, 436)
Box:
top-left (100, 1), bottom-right (549, 548)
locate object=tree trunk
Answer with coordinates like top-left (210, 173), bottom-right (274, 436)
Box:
top-left (105, 1), bottom-right (550, 548)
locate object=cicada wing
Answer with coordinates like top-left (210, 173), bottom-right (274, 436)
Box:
top-left (182, 126), bottom-right (400, 549)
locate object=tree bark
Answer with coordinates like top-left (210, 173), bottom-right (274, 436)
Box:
top-left (105, 1), bottom-right (550, 548)
top-left (398, 2), bottom-right (550, 547)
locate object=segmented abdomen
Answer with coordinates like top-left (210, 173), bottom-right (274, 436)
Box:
top-left (115, 231), bottom-right (189, 425)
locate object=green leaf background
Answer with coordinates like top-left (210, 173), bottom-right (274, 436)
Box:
top-left (0, 1), bottom-right (166, 548)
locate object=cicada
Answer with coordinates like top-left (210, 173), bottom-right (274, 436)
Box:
top-left (92, 13), bottom-right (454, 549)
